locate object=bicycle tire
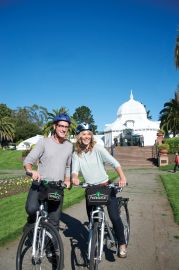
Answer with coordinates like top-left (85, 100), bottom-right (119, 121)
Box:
top-left (89, 222), bottom-right (100, 270)
top-left (118, 199), bottom-right (130, 245)
top-left (16, 221), bottom-right (64, 270)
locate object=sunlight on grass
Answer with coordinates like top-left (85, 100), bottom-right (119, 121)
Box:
top-left (160, 174), bottom-right (179, 225)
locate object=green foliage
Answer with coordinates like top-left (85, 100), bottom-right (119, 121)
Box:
top-left (13, 107), bottom-right (42, 142)
top-left (0, 117), bottom-right (15, 145)
top-left (157, 143), bottom-right (170, 151)
top-left (72, 105), bottom-right (97, 133)
top-left (0, 104), bottom-right (12, 118)
top-left (159, 90), bottom-right (179, 136)
top-left (161, 174), bottom-right (179, 224)
top-left (25, 104), bottom-right (49, 129)
top-left (21, 150), bottom-right (31, 158)
top-left (15, 122), bottom-right (42, 142)
top-left (164, 137), bottom-right (179, 154)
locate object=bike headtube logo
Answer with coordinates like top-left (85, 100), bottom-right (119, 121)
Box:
top-left (48, 192), bottom-right (61, 201)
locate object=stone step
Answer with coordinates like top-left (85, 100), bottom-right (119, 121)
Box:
top-left (109, 146), bottom-right (157, 168)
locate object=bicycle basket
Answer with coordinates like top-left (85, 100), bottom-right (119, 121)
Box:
top-left (39, 182), bottom-right (63, 202)
top-left (86, 185), bottom-right (111, 205)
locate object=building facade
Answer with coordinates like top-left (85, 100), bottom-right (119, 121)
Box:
top-left (104, 92), bottom-right (160, 147)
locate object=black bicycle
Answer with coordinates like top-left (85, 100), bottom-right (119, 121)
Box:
top-left (16, 173), bottom-right (65, 270)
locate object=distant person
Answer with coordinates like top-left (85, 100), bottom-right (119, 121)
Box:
top-left (23, 113), bottom-right (73, 231)
top-left (173, 152), bottom-right (179, 173)
top-left (139, 135), bottom-right (144, 147)
top-left (114, 137), bottom-right (118, 147)
top-left (72, 123), bottom-right (128, 258)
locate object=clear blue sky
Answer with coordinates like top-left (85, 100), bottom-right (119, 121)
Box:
top-left (0, 0), bottom-right (178, 131)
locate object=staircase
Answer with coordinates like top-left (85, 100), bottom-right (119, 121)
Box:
top-left (112, 146), bottom-right (157, 169)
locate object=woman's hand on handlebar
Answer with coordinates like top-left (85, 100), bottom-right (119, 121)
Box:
top-left (72, 177), bottom-right (80, 186)
top-left (118, 176), bottom-right (127, 188)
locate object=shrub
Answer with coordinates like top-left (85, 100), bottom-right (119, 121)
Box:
top-left (157, 143), bottom-right (170, 152)
top-left (164, 137), bottom-right (179, 154)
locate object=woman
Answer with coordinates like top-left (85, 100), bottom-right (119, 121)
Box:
top-left (72, 123), bottom-right (127, 258)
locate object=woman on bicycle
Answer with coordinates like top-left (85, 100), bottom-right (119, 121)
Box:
top-left (72, 123), bottom-right (127, 258)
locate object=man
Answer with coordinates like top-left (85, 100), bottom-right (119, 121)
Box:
top-left (24, 113), bottom-right (73, 230)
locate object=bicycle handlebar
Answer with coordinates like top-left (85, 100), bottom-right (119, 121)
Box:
top-left (25, 172), bottom-right (67, 188)
top-left (74, 182), bottom-right (128, 192)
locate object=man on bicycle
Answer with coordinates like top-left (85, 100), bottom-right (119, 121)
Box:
top-left (72, 123), bottom-right (128, 258)
top-left (23, 113), bottom-right (73, 231)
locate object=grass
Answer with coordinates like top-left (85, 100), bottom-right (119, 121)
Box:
top-left (160, 174), bottom-right (179, 225)
top-left (0, 170), bottom-right (118, 246)
top-left (0, 149), bottom-right (24, 170)
top-left (0, 187), bottom-right (85, 246)
top-left (159, 164), bottom-right (176, 171)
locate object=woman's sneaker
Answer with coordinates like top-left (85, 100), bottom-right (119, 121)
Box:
top-left (118, 245), bottom-right (127, 258)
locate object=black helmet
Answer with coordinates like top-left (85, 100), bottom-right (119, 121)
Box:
top-left (53, 113), bottom-right (71, 124)
top-left (76, 123), bottom-right (93, 135)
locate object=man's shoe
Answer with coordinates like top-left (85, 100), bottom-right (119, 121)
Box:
top-left (118, 245), bottom-right (127, 258)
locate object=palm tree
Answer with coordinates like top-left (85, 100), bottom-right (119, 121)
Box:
top-left (159, 91), bottom-right (179, 136)
top-left (42, 107), bottom-right (77, 137)
top-left (175, 26), bottom-right (179, 69)
top-left (0, 117), bottom-right (15, 146)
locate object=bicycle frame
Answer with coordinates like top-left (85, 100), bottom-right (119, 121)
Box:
top-left (32, 203), bottom-right (48, 260)
top-left (88, 205), bottom-right (117, 261)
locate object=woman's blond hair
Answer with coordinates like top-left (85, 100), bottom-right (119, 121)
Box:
top-left (75, 131), bottom-right (96, 155)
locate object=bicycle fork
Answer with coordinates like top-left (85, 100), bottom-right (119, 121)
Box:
top-left (32, 208), bottom-right (47, 261)
top-left (88, 209), bottom-right (105, 261)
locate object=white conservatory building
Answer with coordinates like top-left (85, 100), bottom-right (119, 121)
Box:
top-left (104, 92), bottom-right (160, 147)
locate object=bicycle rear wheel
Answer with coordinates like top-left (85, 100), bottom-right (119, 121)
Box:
top-left (89, 222), bottom-right (100, 270)
top-left (16, 221), bottom-right (64, 270)
top-left (118, 200), bottom-right (130, 245)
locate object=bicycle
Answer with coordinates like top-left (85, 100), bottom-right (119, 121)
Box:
top-left (80, 182), bottom-right (130, 270)
top-left (16, 172), bottom-right (65, 270)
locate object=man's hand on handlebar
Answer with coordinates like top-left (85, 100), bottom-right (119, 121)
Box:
top-left (26, 170), bottom-right (41, 181)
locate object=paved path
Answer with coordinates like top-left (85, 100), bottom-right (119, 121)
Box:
top-left (0, 168), bottom-right (179, 270)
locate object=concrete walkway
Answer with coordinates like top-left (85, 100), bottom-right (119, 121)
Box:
top-left (0, 168), bottom-right (179, 270)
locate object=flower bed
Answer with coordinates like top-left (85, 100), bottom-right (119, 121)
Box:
top-left (0, 177), bottom-right (31, 199)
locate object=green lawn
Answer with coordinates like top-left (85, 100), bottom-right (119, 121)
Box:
top-left (0, 149), bottom-right (24, 170)
top-left (160, 174), bottom-right (179, 225)
top-left (0, 188), bottom-right (85, 246)
top-left (0, 171), bottom-right (118, 246)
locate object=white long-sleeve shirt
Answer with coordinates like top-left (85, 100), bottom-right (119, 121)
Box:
top-left (24, 137), bottom-right (73, 182)
top-left (72, 144), bottom-right (120, 185)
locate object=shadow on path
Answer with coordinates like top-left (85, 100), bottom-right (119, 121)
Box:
top-left (60, 212), bottom-right (89, 269)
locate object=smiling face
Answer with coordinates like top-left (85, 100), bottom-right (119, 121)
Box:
top-left (54, 120), bottom-right (69, 140)
top-left (79, 130), bottom-right (92, 147)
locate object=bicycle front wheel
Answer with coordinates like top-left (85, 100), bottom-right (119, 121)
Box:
top-left (119, 201), bottom-right (130, 245)
top-left (89, 222), bottom-right (100, 270)
top-left (16, 221), bottom-right (64, 270)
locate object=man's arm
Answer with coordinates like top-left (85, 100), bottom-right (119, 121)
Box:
top-left (24, 163), bottom-right (41, 181)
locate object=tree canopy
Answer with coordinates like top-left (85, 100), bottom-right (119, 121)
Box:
top-left (159, 90), bottom-right (179, 137)
top-left (72, 105), bottom-right (97, 133)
